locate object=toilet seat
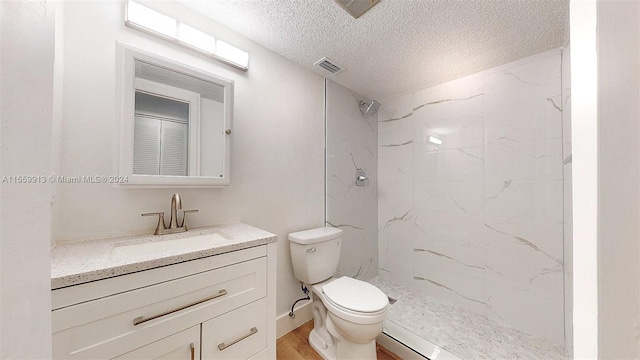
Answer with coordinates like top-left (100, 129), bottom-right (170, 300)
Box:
top-left (320, 277), bottom-right (388, 325)
top-left (322, 277), bottom-right (388, 313)
top-left (324, 296), bottom-right (387, 317)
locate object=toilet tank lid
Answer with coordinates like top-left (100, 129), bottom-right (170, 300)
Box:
top-left (288, 227), bottom-right (342, 245)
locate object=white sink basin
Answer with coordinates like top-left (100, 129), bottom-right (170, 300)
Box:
top-left (109, 231), bottom-right (231, 260)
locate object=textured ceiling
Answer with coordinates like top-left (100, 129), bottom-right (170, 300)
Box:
top-left (177, 0), bottom-right (568, 100)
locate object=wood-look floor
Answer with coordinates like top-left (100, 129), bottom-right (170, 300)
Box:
top-left (276, 320), bottom-right (402, 360)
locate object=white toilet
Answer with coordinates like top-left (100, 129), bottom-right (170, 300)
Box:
top-left (289, 227), bottom-right (388, 360)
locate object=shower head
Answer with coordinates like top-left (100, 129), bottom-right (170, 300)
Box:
top-left (365, 100), bottom-right (381, 114)
top-left (357, 99), bottom-right (381, 115)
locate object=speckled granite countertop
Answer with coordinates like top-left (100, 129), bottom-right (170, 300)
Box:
top-left (51, 222), bottom-right (277, 290)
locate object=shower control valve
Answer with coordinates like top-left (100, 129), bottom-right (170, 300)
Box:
top-left (355, 169), bottom-right (368, 187)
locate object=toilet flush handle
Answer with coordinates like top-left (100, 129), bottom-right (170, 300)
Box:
top-left (306, 247), bottom-right (316, 253)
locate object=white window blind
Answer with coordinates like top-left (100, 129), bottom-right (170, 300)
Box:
top-left (160, 120), bottom-right (188, 176)
top-left (133, 115), bottom-right (161, 175)
top-left (132, 84), bottom-right (196, 177)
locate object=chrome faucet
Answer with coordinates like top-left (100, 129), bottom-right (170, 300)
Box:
top-left (141, 193), bottom-right (199, 235)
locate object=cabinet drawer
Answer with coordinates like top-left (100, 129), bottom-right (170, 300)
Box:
top-left (113, 325), bottom-right (200, 360)
top-left (53, 257), bottom-right (266, 359)
top-left (201, 298), bottom-right (267, 360)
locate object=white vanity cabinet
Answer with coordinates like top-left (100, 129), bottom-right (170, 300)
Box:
top-left (113, 325), bottom-right (201, 360)
top-left (201, 299), bottom-right (268, 359)
top-left (51, 242), bottom-right (276, 360)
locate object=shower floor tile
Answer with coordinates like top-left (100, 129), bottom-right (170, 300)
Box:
top-left (369, 277), bottom-right (568, 360)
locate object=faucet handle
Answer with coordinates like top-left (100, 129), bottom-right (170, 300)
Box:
top-left (180, 209), bottom-right (199, 229)
top-left (142, 212), bottom-right (166, 235)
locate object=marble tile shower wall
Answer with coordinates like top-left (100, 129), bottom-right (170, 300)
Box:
top-left (326, 79), bottom-right (378, 280)
top-left (377, 49), bottom-right (566, 343)
top-left (561, 47), bottom-right (573, 354)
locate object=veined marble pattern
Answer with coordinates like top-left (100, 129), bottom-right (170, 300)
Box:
top-left (377, 48), bottom-right (567, 346)
top-left (560, 46), bottom-right (573, 356)
top-left (370, 277), bottom-right (568, 360)
top-left (326, 79), bottom-right (378, 280)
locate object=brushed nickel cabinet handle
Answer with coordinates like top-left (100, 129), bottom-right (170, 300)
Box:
top-left (190, 343), bottom-right (195, 360)
top-left (217, 327), bottom-right (258, 351)
top-left (132, 289), bottom-right (228, 326)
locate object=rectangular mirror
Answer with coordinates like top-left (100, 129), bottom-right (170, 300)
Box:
top-left (117, 43), bottom-right (233, 187)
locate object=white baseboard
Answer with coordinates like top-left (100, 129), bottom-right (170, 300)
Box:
top-left (276, 300), bottom-right (313, 339)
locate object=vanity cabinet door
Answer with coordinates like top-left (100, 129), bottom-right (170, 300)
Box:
top-left (201, 298), bottom-right (267, 360)
top-left (53, 257), bottom-right (266, 359)
top-left (113, 325), bottom-right (200, 360)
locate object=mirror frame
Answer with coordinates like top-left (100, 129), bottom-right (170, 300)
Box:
top-left (116, 43), bottom-right (233, 187)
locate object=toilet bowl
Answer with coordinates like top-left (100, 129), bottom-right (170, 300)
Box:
top-left (288, 227), bottom-right (388, 360)
top-left (309, 277), bottom-right (388, 359)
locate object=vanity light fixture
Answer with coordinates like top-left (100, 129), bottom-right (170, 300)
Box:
top-left (125, 0), bottom-right (249, 71)
top-left (178, 23), bottom-right (216, 54)
top-left (429, 136), bottom-right (443, 145)
top-left (216, 40), bottom-right (249, 70)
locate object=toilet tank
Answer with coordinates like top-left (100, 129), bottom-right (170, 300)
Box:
top-left (288, 227), bottom-right (342, 284)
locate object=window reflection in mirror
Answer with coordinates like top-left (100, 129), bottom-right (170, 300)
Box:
top-left (133, 59), bottom-right (226, 178)
top-left (134, 91), bottom-right (190, 176)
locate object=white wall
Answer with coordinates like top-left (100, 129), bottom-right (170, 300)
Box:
top-left (596, 0), bottom-right (640, 358)
top-left (56, 1), bottom-right (324, 320)
top-left (378, 49), bottom-right (566, 343)
top-left (0, 1), bottom-right (55, 358)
